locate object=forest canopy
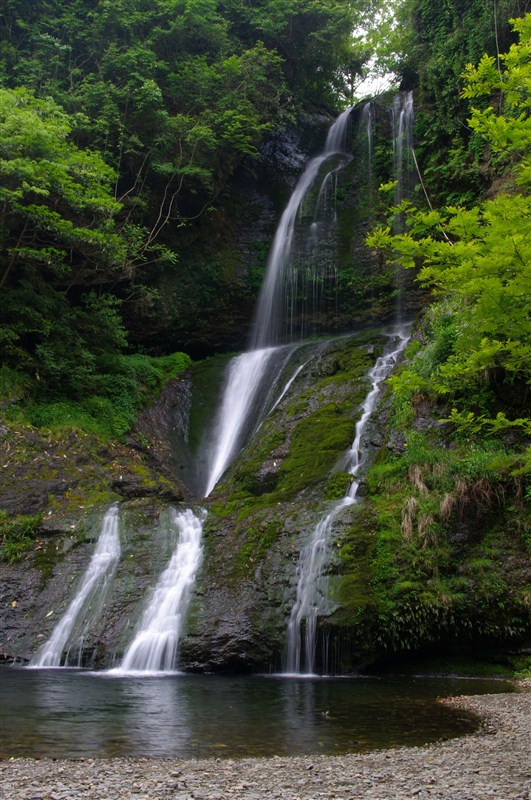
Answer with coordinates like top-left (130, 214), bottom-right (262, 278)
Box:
top-left (0, 0), bottom-right (529, 440)
top-left (0, 0), bottom-right (372, 431)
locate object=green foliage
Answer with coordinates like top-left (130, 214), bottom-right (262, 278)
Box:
top-left (0, 83), bottom-right (195, 430)
top-left (0, 87), bottom-right (124, 276)
top-left (329, 425), bottom-right (530, 659)
top-left (0, 0), bottom-right (376, 414)
top-left (0, 87), bottom-right (134, 408)
top-left (368, 17), bottom-right (531, 439)
top-left (0, 510), bottom-right (43, 562)
top-left (221, 0), bottom-right (370, 106)
top-left (393, 0), bottom-right (528, 203)
top-left (3, 350), bottom-right (191, 440)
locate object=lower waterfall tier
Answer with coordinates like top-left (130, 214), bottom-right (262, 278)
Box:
top-left (2, 325), bottom-right (528, 673)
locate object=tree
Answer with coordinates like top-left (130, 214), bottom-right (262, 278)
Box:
top-left (368, 14), bottom-right (531, 438)
top-left (0, 88), bottom-right (128, 393)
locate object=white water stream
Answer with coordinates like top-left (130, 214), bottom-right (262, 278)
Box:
top-left (392, 91), bottom-right (415, 208)
top-left (251, 106), bottom-right (352, 349)
top-left (102, 109), bottom-right (358, 673)
top-left (284, 326), bottom-right (410, 675)
top-left (203, 347), bottom-right (277, 497)
top-left (31, 505), bottom-right (121, 667)
top-left (112, 507), bottom-right (206, 673)
top-left (203, 108), bottom-right (353, 497)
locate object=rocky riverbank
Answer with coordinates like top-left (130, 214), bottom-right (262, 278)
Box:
top-left (1, 687), bottom-right (529, 800)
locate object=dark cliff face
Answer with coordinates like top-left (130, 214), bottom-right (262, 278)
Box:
top-left (123, 115), bottom-right (330, 359)
top-left (0, 415), bottom-right (190, 665)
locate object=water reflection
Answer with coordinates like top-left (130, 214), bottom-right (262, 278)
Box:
top-left (0, 669), bottom-right (512, 760)
top-left (113, 676), bottom-right (191, 756)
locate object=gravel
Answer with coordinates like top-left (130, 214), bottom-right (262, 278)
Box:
top-left (1, 688), bottom-right (529, 800)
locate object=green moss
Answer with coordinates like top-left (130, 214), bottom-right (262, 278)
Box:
top-left (0, 511), bottom-right (43, 562)
top-left (328, 421), bottom-right (531, 663)
top-left (237, 513), bottom-right (285, 572)
top-left (206, 333), bottom-right (394, 580)
top-left (187, 353), bottom-right (233, 458)
top-left (222, 403), bottom-right (359, 520)
top-left (276, 406), bottom-right (355, 496)
top-left (63, 487), bottom-right (120, 511)
top-left (3, 352), bottom-right (192, 442)
top-left (325, 471), bottom-right (352, 500)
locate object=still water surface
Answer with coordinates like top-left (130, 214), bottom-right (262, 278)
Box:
top-left (0, 669), bottom-right (511, 759)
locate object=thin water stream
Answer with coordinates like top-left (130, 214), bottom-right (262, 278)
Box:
top-left (30, 506), bottom-right (121, 668)
top-left (392, 91), bottom-right (415, 207)
top-left (284, 326), bottom-right (410, 674)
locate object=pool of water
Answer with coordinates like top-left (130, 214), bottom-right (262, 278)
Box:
top-left (0, 668), bottom-right (512, 759)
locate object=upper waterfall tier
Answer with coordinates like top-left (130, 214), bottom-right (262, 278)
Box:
top-left (202, 109), bottom-right (355, 496)
top-left (251, 107), bottom-right (353, 349)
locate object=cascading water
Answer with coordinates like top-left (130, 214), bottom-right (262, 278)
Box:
top-left (31, 505), bottom-right (121, 668)
top-left (252, 106), bottom-right (353, 349)
top-left (392, 91), bottom-right (415, 209)
top-left (391, 91), bottom-right (415, 318)
top-left (203, 108), bottom-right (353, 496)
top-left (360, 101), bottom-right (374, 195)
top-left (30, 105), bottom-right (413, 675)
top-left (284, 326), bottom-right (410, 675)
top-left (112, 507), bottom-right (205, 673)
top-left (114, 108), bottom-right (355, 668)
top-left (203, 347), bottom-right (281, 498)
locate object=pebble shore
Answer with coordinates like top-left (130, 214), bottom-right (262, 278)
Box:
top-left (2, 689), bottom-right (529, 800)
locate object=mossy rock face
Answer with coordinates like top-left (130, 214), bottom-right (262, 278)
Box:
top-left (181, 321), bottom-right (530, 673)
top-left (319, 399), bottom-right (531, 671)
top-left (3, 317), bottom-right (527, 672)
top-left (179, 330), bottom-right (393, 671)
top-left (0, 498), bottom-right (203, 666)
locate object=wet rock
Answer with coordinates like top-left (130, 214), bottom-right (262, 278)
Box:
top-left (132, 374), bottom-right (194, 494)
top-left (110, 471), bottom-right (184, 501)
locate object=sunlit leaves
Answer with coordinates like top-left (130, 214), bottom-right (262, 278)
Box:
top-left (369, 15), bottom-right (531, 436)
top-left (0, 88), bottom-right (124, 274)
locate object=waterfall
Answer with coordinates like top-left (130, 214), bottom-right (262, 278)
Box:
top-left (26, 104), bottom-right (414, 677)
top-left (203, 108), bottom-right (353, 496)
top-left (360, 101), bottom-right (374, 193)
top-left (392, 91), bottom-right (414, 318)
top-left (252, 106), bottom-right (352, 349)
top-left (203, 347), bottom-right (277, 498)
top-left (31, 505), bottom-right (121, 668)
top-left (392, 91), bottom-right (415, 208)
top-left (284, 326), bottom-right (410, 675)
top-left (111, 108), bottom-right (355, 668)
top-left (112, 507), bottom-right (205, 673)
